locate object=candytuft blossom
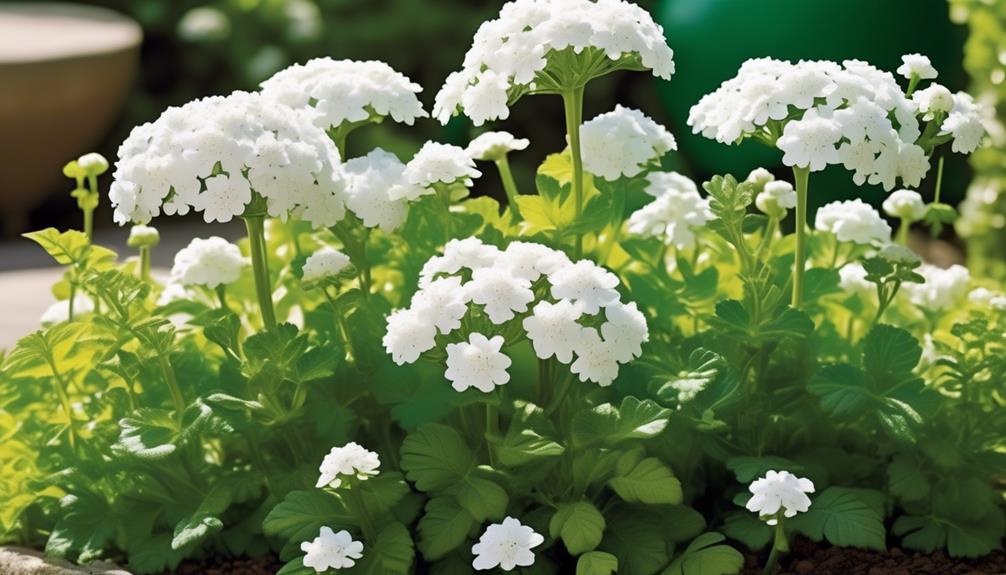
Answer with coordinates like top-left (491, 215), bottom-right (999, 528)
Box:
top-left (746, 470), bottom-right (815, 525)
top-left (403, 142), bottom-right (482, 190)
top-left (467, 131), bottom-right (530, 162)
top-left (903, 264), bottom-right (971, 311)
top-left (627, 171), bottom-right (711, 249)
top-left (897, 54), bottom-right (937, 80)
top-left (472, 517), bottom-right (544, 571)
top-left (814, 199), bottom-right (891, 245)
top-left (301, 527), bottom-right (364, 571)
top-left (260, 58), bottom-right (427, 129)
top-left (170, 237), bottom-right (246, 289)
top-left (434, 0), bottom-right (674, 125)
top-left (580, 106), bottom-right (676, 181)
top-left (384, 237), bottom-right (647, 390)
top-left (343, 148), bottom-right (423, 232)
top-left (882, 189), bottom-right (927, 222)
top-left (316, 442), bottom-right (380, 489)
top-left (110, 91), bottom-right (345, 227)
top-left (445, 333), bottom-right (512, 393)
top-left (302, 247), bottom-right (351, 284)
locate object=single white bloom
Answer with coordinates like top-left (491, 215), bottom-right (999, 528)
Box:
top-left (878, 244), bottom-right (921, 266)
top-left (301, 527), bottom-right (364, 572)
top-left (156, 282), bottom-right (191, 306)
top-left (777, 109), bottom-right (842, 172)
top-left (461, 70), bottom-right (512, 126)
top-left (467, 267), bottom-right (535, 324)
top-left (627, 174), bottom-right (712, 250)
top-left (745, 167), bottom-right (775, 187)
top-left (467, 131), bottom-right (530, 162)
top-left (170, 237), bottom-right (246, 289)
top-left (941, 92), bottom-right (985, 154)
top-left (882, 189), bottom-right (927, 222)
top-left (316, 442), bottom-right (380, 489)
top-left (344, 148), bottom-right (421, 232)
top-left (969, 287), bottom-right (1006, 311)
top-left (548, 260), bottom-right (620, 314)
top-left (40, 295), bottom-right (95, 326)
top-left (580, 105), bottom-right (677, 181)
top-left (500, 241), bottom-right (560, 281)
top-left (838, 263), bottom-right (874, 299)
top-left (260, 58), bottom-right (427, 129)
top-left (815, 199), bottom-right (891, 245)
top-left (77, 152), bottom-right (109, 174)
top-left (896, 53), bottom-right (938, 80)
top-left (472, 516), bottom-right (544, 571)
top-left (755, 180), bottom-right (797, 218)
top-left (303, 247), bottom-right (351, 283)
top-left (868, 137), bottom-right (930, 191)
top-left (600, 301), bottom-right (649, 363)
top-left (412, 276), bottom-right (469, 335)
top-left (570, 327), bottom-right (621, 386)
top-left (522, 299), bottom-right (586, 364)
top-left (403, 141), bottom-right (482, 189)
top-left (912, 84), bottom-right (954, 120)
top-left (445, 333), bottom-right (511, 393)
top-left (420, 237), bottom-right (502, 286)
top-left (177, 7), bottom-right (230, 42)
top-left (110, 91), bottom-right (345, 228)
top-left (383, 308), bottom-right (437, 365)
top-left (903, 264), bottom-right (972, 311)
top-left (746, 470), bottom-right (815, 525)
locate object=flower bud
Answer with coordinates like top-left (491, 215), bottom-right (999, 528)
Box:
top-left (77, 152), bottom-right (109, 176)
top-left (755, 180), bottom-right (797, 219)
top-left (127, 224), bottom-right (160, 249)
top-left (883, 189), bottom-right (927, 222)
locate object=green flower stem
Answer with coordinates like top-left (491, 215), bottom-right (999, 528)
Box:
top-left (45, 355), bottom-right (79, 449)
top-left (791, 167), bottom-right (810, 308)
top-left (345, 487), bottom-right (377, 541)
top-left (896, 218), bottom-right (910, 245)
top-left (139, 246), bottom-right (151, 282)
top-left (495, 156), bottom-right (522, 219)
top-left (562, 86), bottom-right (586, 258)
top-left (933, 155), bottom-right (945, 204)
top-left (243, 215), bottom-right (277, 329)
top-left (216, 285), bottom-right (230, 312)
top-left (761, 517), bottom-right (789, 575)
top-left (755, 217), bottom-right (778, 262)
top-left (157, 353), bottom-right (186, 417)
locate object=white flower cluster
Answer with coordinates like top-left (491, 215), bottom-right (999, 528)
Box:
top-left (472, 517), bottom-right (544, 571)
top-left (580, 105), bottom-right (677, 181)
top-left (467, 131), bottom-right (530, 162)
top-left (382, 237), bottom-right (648, 388)
top-left (687, 56), bottom-right (985, 190)
top-left (170, 237), bottom-right (246, 289)
top-left (110, 91), bottom-right (345, 227)
top-left (40, 295), bottom-right (95, 327)
top-left (403, 142), bottom-right (482, 190)
top-left (968, 287), bottom-right (1006, 311)
top-left (302, 247), bottom-right (351, 284)
top-left (433, 0), bottom-right (674, 125)
top-left (814, 199), bottom-right (891, 245)
top-left (626, 172), bottom-right (711, 250)
top-left (343, 148), bottom-right (425, 232)
top-left (746, 470), bottom-right (815, 525)
top-left (903, 264), bottom-right (971, 311)
top-left (316, 442), bottom-right (381, 489)
top-left (838, 262), bottom-right (873, 299)
top-left (260, 58), bottom-right (427, 129)
top-left (301, 526), bottom-right (364, 571)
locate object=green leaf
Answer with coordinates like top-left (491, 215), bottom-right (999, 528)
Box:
top-left (115, 403), bottom-right (212, 460)
top-left (172, 483), bottom-right (234, 550)
top-left (400, 423), bottom-right (475, 492)
top-left (609, 450), bottom-right (683, 505)
top-left (492, 402), bottom-right (565, 467)
top-left (721, 512), bottom-right (772, 551)
top-left (862, 324), bottom-right (921, 382)
top-left (455, 473), bottom-right (508, 522)
top-left (887, 455), bottom-right (930, 502)
top-left (894, 509), bottom-right (1005, 558)
top-left (725, 456), bottom-right (803, 484)
top-left (576, 551), bottom-right (618, 575)
top-left (262, 490), bottom-right (353, 544)
top-left (45, 493), bottom-right (114, 562)
top-left (276, 558), bottom-right (316, 575)
top-left (348, 522), bottom-right (414, 574)
top-left (549, 501), bottom-right (606, 555)
top-left (599, 509), bottom-right (669, 575)
top-left (417, 498), bottom-right (475, 561)
top-left (664, 532), bottom-right (743, 575)
top-left (571, 397), bottom-right (670, 448)
top-left (790, 487), bottom-right (886, 551)
top-left (243, 323), bottom-right (309, 375)
top-left (23, 228), bottom-right (115, 267)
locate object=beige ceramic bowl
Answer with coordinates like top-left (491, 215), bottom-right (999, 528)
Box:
top-left (0, 3), bottom-right (141, 236)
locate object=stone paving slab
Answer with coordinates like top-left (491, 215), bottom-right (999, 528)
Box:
top-left (0, 547), bottom-right (130, 575)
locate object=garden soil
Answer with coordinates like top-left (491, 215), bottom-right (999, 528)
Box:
top-left (743, 537), bottom-right (1006, 575)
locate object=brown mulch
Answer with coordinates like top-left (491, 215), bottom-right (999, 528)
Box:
top-left (160, 555), bottom-right (283, 575)
top-left (742, 537), bottom-right (1006, 575)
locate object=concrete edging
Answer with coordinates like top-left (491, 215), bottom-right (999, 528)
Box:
top-left (0, 547), bottom-right (131, 575)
